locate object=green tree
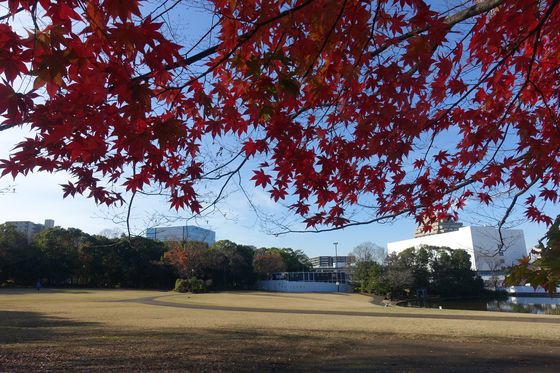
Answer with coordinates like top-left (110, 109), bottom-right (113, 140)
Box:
top-left (382, 253), bottom-right (415, 299)
top-left (352, 261), bottom-right (384, 294)
top-left (77, 235), bottom-right (173, 289)
top-left (164, 240), bottom-right (211, 280)
top-left (211, 240), bottom-right (255, 289)
top-left (383, 246), bottom-right (483, 298)
top-left (33, 227), bottom-right (86, 285)
top-left (506, 215), bottom-right (560, 294)
top-left (78, 235), bottom-right (114, 287)
top-left (412, 246), bottom-right (433, 290)
top-left (117, 237), bottom-right (173, 289)
top-left (253, 249), bottom-right (286, 279)
top-left (268, 248), bottom-right (312, 272)
top-left (428, 247), bottom-right (483, 297)
top-left (0, 223), bottom-right (42, 285)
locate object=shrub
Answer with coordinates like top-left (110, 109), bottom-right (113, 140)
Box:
top-left (174, 278), bottom-right (189, 293)
top-left (0, 279), bottom-right (16, 288)
top-left (174, 277), bottom-right (207, 293)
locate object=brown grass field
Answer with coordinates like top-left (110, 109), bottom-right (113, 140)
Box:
top-left (1, 289), bottom-right (560, 372)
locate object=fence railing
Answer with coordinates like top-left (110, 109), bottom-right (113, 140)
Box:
top-left (270, 271), bottom-right (347, 284)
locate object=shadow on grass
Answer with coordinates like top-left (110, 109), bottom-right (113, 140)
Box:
top-left (1, 319), bottom-right (560, 372)
top-left (0, 288), bottom-right (94, 295)
top-left (0, 310), bottom-right (100, 344)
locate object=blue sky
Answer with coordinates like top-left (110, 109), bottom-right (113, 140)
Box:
top-left (0, 1), bottom-right (552, 257)
top-left (0, 123), bottom-right (416, 256)
top-left (0, 123), bottom-right (548, 257)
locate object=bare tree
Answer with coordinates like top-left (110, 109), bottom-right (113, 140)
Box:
top-left (382, 267), bottom-right (414, 299)
top-left (0, 185), bottom-right (15, 195)
top-left (97, 228), bottom-right (124, 239)
top-left (351, 242), bottom-right (386, 264)
top-left (483, 258), bottom-right (505, 289)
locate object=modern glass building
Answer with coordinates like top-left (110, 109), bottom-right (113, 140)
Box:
top-left (146, 225), bottom-right (216, 246)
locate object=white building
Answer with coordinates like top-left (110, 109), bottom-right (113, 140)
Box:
top-left (387, 226), bottom-right (528, 277)
top-left (146, 225), bottom-right (216, 246)
top-left (6, 219), bottom-right (55, 242)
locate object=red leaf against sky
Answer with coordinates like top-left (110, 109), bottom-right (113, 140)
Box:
top-left (251, 169), bottom-right (272, 188)
top-left (0, 0), bottom-right (559, 236)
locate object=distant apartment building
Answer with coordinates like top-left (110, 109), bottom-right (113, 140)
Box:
top-left (414, 217), bottom-right (464, 238)
top-left (146, 225), bottom-right (216, 246)
top-left (309, 256), bottom-right (355, 270)
top-left (6, 219), bottom-right (55, 242)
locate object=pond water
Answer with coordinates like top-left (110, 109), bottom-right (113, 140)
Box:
top-left (401, 296), bottom-right (560, 315)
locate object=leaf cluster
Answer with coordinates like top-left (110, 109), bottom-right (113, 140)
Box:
top-left (1, 0), bottom-right (560, 236)
top-left (505, 215), bottom-right (560, 294)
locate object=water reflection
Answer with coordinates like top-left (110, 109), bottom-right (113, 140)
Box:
top-left (487, 297), bottom-right (560, 315)
top-left (403, 296), bottom-right (560, 315)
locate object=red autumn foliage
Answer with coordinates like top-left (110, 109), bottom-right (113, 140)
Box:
top-left (1, 0), bottom-right (560, 232)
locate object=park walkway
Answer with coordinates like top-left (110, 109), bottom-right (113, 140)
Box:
top-left (121, 295), bottom-right (560, 324)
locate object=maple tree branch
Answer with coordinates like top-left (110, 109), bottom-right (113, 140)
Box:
top-left (353, 0), bottom-right (383, 69)
top-left (0, 123), bottom-right (18, 132)
top-left (529, 80), bottom-right (560, 128)
top-left (143, 0), bottom-right (504, 87)
top-left (275, 209), bottom-right (413, 235)
top-left (183, 1), bottom-right (315, 88)
top-left (237, 172), bottom-right (278, 228)
top-left (473, 62), bottom-right (538, 177)
top-left (238, 176), bottom-right (260, 213)
top-left (444, 0), bottom-right (505, 25)
top-left (133, 0), bottom-right (316, 83)
top-left (274, 177), bottom-right (482, 235)
top-left (426, 0), bottom-right (557, 141)
top-left (369, 0), bottom-right (506, 59)
top-left (126, 189), bottom-right (136, 239)
top-left (137, 189), bottom-right (171, 197)
top-left (491, 177), bottom-right (549, 257)
top-left (302, 0), bottom-right (347, 78)
top-left (0, 184), bottom-right (16, 194)
top-left (200, 150), bottom-right (244, 179)
top-left (196, 156), bottom-right (249, 217)
top-left (406, 6), bottom-right (548, 192)
top-left (0, 6), bottom-right (24, 21)
top-left (155, 1), bottom-right (318, 99)
top-left (183, 15), bottom-right (223, 60)
top-left (151, 0), bottom-right (183, 21)
top-left (497, 178), bottom-right (539, 241)
top-left (479, 25), bottom-right (543, 170)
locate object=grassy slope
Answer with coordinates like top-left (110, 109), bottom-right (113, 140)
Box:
top-left (1, 289), bottom-right (560, 372)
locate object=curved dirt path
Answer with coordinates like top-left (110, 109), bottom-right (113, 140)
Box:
top-left (121, 295), bottom-right (560, 324)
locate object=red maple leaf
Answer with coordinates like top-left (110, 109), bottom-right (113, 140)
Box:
top-left (251, 169), bottom-right (271, 188)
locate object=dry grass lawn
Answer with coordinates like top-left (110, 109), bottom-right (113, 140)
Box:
top-left (1, 289), bottom-right (560, 372)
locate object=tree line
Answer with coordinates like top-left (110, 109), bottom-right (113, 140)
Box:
top-left (0, 224), bottom-right (175, 289)
top-left (0, 223), bottom-right (486, 297)
top-left (0, 224), bottom-right (312, 291)
top-left (352, 246), bottom-right (485, 299)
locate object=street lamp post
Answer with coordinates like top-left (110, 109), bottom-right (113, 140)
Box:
top-left (333, 242), bottom-right (339, 292)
